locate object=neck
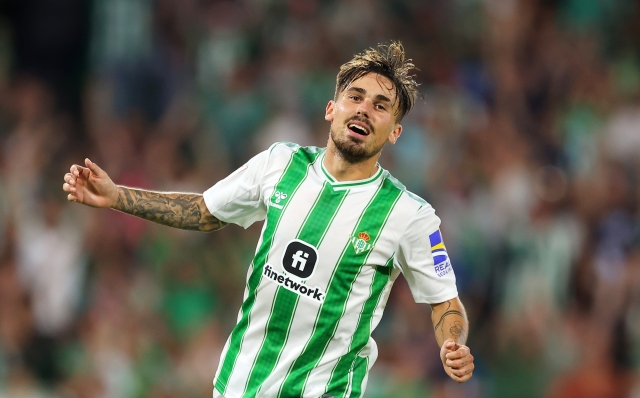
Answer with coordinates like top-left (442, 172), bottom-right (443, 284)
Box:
top-left (323, 142), bottom-right (380, 182)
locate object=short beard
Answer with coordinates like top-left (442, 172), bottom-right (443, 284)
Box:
top-left (330, 127), bottom-right (382, 164)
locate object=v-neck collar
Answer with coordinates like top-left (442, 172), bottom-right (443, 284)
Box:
top-left (317, 151), bottom-right (385, 191)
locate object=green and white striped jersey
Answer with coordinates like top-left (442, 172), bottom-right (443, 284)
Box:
top-left (203, 143), bottom-right (457, 398)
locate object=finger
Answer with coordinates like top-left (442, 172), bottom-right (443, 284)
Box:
top-left (71, 164), bottom-right (90, 178)
top-left (85, 158), bottom-right (105, 177)
top-left (63, 183), bottom-right (76, 193)
top-left (65, 175), bottom-right (77, 186)
top-left (450, 367), bottom-right (467, 378)
top-left (449, 362), bottom-right (474, 376)
top-left (67, 193), bottom-right (78, 202)
top-left (446, 355), bottom-right (474, 369)
top-left (446, 346), bottom-right (469, 360)
top-left (448, 371), bottom-right (465, 383)
top-left (451, 371), bottom-right (473, 383)
top-left (457, 369), bottom-right (473, 382)
top-left (451, 363), bottom-right (476, 377)
top-left (446, 350), bottom-right (464, 360)
top-left (443, 340), bottom-right (459, 354)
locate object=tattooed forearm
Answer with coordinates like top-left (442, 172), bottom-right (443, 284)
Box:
top-left (433, 310), bottom-right (465, 331)
top-left (449, 321), bottom-right (464, 338)
top-left (431, 299), bottom-right (468, 346)
top-left (112, 186), bottom-right (227, 232)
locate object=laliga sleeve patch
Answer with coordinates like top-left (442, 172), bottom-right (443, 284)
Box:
top-left (429, 229), bottom-right (452, 277)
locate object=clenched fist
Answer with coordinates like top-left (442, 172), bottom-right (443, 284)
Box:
top-left (440, 339), bottom-right (474, 383)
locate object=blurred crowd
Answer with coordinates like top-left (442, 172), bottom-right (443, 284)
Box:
top-left (0, 0), bottom-right (639, 397)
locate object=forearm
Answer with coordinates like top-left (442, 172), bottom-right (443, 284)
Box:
top-left (113, 186), bottom-right (227, 232)
top-left (431, 297), bottom-right (468, 347)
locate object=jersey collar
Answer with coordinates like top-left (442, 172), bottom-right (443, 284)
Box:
top-left (318, 151), bottom-right (385, 191)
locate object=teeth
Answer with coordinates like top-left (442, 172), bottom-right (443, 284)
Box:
top-left (349, 124), bottom-right (368, 134)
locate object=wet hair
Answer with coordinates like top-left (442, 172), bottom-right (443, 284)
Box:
top-left (335, 41), bottom-right (419, 121)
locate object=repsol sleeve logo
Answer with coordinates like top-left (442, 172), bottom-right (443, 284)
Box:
top-left (281, 240), bottom-right (318, 279)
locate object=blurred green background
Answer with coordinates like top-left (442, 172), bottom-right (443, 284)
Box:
top-left (0, 0), bottom-right (639, 397)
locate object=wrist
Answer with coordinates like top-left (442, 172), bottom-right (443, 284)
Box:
top-left (111, 186), bottom-right (123, 209)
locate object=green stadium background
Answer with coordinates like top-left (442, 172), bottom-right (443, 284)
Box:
top-left (0, 0), bottom-right (639, 397)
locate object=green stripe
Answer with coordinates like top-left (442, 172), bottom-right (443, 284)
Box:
top-left (349, 356), bottom-right (369, 398)
top-left (326, 257), bottom-right (394, 397)
top-left (243, 182), bottom-right (348, 396)
top-left (321, 186), bottom-right (401, 397)
top-left (279, 178), bottom-right (402, 397)
top-left (241, 185), bottom-right (326, 395)
top-left (215, 147), bottom-right (319, 394)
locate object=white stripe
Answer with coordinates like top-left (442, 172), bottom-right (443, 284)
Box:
top-left (261, 180), bottom-right (379, 397)
top-left (236, 173), bottom-right (326, 397)
top-left (224, 162), bottom-right (322, 396)
top-left (303, 267), bottom-right (375, 396)
top-left (304, 192), bottom-right (409, 395)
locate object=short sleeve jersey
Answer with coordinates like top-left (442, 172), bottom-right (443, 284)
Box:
top-left (203, 143), bottom-right (457, 398)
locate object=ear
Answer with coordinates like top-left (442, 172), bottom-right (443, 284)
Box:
top-left (325, 101), bottom-right (335, 122)
top-left (388, 123), bottom-right (402, 144)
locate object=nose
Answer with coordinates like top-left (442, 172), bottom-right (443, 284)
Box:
top-left (356, 98), bottom-right (373, 117)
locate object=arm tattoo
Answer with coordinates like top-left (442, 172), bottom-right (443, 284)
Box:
top-left (433, 310), bottom-right (465, 331)
top-left (432, 300), bottom-right (468, 345)
top-left (113, 187), bottom-right (227, 232)
top-left (450, 321), bottom-right (463, 338)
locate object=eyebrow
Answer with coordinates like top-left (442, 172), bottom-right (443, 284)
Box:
top-left (347, 86), bottom-right (393, 104)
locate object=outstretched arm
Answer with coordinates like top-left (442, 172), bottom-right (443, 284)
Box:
top-left (63, 158), bottom-right (227, 232)
top-left (430, 296), bottom-right (474, 383)
top-left (113, 187), bottom-right (227, 232)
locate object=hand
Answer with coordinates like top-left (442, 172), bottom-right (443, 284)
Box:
top-left (440, 339), bottom-right (474, 383)
top-left (63, 158), bottom-right (119, 208)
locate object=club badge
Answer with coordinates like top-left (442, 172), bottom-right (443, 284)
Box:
top-left (351, 231), bottom-right (374, 255)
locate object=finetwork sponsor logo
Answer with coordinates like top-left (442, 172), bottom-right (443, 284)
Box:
top-left (282, 240), bottom-right (318, 279)
top-left (264, 264), bottom-right (326, 303)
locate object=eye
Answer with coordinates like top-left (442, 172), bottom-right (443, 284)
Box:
top-left (375, 104), bottom-right (387, 111)
top-left (349, 95), bottom-right (361, 101)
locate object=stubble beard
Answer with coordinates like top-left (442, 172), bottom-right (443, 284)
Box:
top-left (329, 125), bottom-right (384, 164)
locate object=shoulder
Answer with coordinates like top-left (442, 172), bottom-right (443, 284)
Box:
top-left (381, 171), bottom-right (431, 208)
top-left (381, 170), bottom-right (438, 227)
top-left (268, 142), bottom-right (300, 154)
top-left (268, 142), bottom-right (325, 163)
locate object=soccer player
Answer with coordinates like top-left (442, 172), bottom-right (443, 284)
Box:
top-left (63, 42), bottom-right (474, 397)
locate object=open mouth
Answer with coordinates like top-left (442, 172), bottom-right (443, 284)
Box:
top-left (347, 123), bottom-right (370, 136)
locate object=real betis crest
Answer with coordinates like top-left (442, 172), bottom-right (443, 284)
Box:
top-left (351, 231), bottom-right (374, 254)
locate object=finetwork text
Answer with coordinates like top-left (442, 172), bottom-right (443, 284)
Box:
top-left (264, 264), bottom-right (326, 303)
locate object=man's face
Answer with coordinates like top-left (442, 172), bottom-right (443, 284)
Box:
top-left (325, 73), bottom-right (402, 163)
